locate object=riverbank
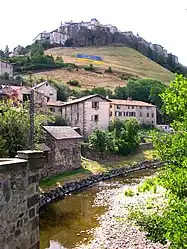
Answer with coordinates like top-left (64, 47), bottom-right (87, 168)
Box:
top-left (74, 173), bottom-right (168, 249)
top-left (39, 150), bottom-right (153, 191)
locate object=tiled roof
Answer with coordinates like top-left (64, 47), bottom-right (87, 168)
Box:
top-left (109, 99), bottom-right (155, 107)
top-left (43, 126), bottom-right (82, 140)
top-left (61, 94), bottom-right (111, 106)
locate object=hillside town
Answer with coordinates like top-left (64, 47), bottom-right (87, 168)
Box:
top-left (0, 8), bottom-right (186, 249)
top-left (32, 18), bottom-right (178, 64)
top-left (0, 80), bottom-right (159, 137)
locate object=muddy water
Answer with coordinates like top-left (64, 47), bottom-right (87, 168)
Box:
top-left (40, 169), bottom-right (156, 249)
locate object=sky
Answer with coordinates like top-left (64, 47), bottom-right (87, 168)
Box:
top-left (0, 0), bottom-right (187, 65)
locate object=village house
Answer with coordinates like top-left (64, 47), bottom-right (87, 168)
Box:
top-left (0, 60), bottom-right (13, 77)
top-left (40, 126), bottom-right (82, 179)
top-left (109, 98), bottom-right (157, 125)
top-left (47, 94), bottom-right (111, 138)
top-left (0, 85), bottom-right (31, 102)
top-left (33, 81), bottom-right (57, 102)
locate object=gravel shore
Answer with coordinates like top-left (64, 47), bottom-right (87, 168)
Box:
top-left (75, 180), bottom-right (169, 249)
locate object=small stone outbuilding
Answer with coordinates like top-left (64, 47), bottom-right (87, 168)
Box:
top-left (40, 126), bottom-right (82, 179)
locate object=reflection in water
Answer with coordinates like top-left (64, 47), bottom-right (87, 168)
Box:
top-left (40, 169), bottom-right (157, 249)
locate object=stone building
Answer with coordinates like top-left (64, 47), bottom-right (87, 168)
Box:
top-left (0, 60), bottom-right (13, 77)
top-left (47, 94), bottom-right (111, 138)
top-left (40, 126), bottom-right (82, 179)
top-left (33, 81), bottom-right (57, 102)
top-left (110, 98), bottom-right (157, 125)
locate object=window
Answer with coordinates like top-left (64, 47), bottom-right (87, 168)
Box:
top-left (49, 107), bottom-right (55, 112)
top-left (117, 105), bottom-right (121, 109)
top-left (119, 112), bottom-right (122, 116)
top-left (147, 113), bottom-right (149, 117)
top-left (49, 91), bottom-right (53, 96)
top-left (152, 113), bottom-right (154, 118)
top-left (115, 111), bottom-right (119, 116)
top-left (126, 112), bottom-right (129, 116)
top-left (123, 112), bottom-right (126, 116)
top-left (77, 113), bottom-right (79, 121)
top-left (110, 104), bottom-right (112, 109)
top-left (109, 111), bottom-right (112, 117)
top-left (94, 115), bottom-right (99, 122)
top-left (75, 103), bottom-right (79, 109)
top-left (46, 83), bottom-right (48, 86)
top-left (133, 112), bottom-right (136, 117)
top-left (128, 106), bottom-right (130, 109)
top-left (140, 106), bottom-right (142, 109)
top-left (140, 112), bottom-right (142, 117)
top-left (92, 101), bottom-right (99, 109)
top-left (132, 106), bottom-right (134, 109)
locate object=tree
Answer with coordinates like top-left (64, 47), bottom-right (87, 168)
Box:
top-left (0, 49), bottom-right (5, 58)
top-left (131, 75), bottom-right (187, 248)
top-left (88, 118), bottom-right (140, 156)
top-left (0, 100), bottom-right (53, 157)
top-left (114, 86), bottom-right (127, 99)
top-left (30, 43), bottom-right (44, 56)
top-left (52, 82), bottom-right (72, 101)
top-left (4, 45), bottom-right (10, 57)
top-left (149, 82), bottom-right (167, 109)
top-left (90, 87), bottom-right (113, 98)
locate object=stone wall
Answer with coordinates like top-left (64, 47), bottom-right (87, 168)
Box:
top-left (40, 159), bottom-right (164, 209)
top-left (0, 151), bottom-right (44, 249)
top-left (138, 142), bottom-right (153, 151)
top-left (39, 135), bottom-right (82, 180)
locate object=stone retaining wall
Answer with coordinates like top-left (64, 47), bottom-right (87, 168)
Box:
top-left (0, 151), bottom-right (44, 249)
top-left (39, 159), bottom-right (164, 210)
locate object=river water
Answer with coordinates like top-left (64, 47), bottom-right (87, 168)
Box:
top-left (40, 169), bottom-right (156, 249)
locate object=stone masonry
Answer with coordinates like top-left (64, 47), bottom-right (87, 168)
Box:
top-left (0, 150), bottom-right (44, 249)
top-left (40, 126), bottom-right (82, 179)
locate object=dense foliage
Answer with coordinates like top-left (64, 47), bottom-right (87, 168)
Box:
top-left (88, 118), bottom-right (140, 156)
top-left (0, 100), bottom-right (54, 157)
top-left (3, 44), bottom-right (77, 73)
top-left (129, 74), bottom-right (187, 248)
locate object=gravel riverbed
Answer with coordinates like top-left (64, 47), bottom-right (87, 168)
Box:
top-left (74, 180), bottom-right (169, 249)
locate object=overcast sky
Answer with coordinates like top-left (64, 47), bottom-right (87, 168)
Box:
top-left (0, 0), bottom-right (186, 65)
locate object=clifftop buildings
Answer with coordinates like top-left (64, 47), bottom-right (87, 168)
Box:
top-left (33, 18), bottom-right (178, 63)
top-left (33, 18), bottom-right (118, 46)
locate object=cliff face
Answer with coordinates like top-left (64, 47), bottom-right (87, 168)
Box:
top-left (65, 27), bottom-right (135, 48)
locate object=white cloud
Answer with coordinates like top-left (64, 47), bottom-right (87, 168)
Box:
top-left (0, 0), bottom-right (187, 64)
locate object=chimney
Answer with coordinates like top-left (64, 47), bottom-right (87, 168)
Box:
top-left (127, 97), bottom-right (132, 101)
top-left (106, 95), bottom-right (109, 99)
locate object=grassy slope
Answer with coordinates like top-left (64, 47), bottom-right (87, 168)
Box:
top-left (30, 46), bottom-right (174, 90)
top-left (39, 150), bottom-right (153, 191)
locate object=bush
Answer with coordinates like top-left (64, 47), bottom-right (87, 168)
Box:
top-left (105, 66), bottom-right (113, 73)
top-left (120, 74), bottom-right (129, 80)
top-left (88, 118), bottom-right (140, 156)
top-left (67, 80), bottom-right (81, 87)
top-left (124, 189), bottom-right (134, 197)
top-left (84, 64), bottom-right (95, 71)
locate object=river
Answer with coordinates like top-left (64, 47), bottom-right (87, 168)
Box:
top-left (40, 169), bottom-right (159, 249)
